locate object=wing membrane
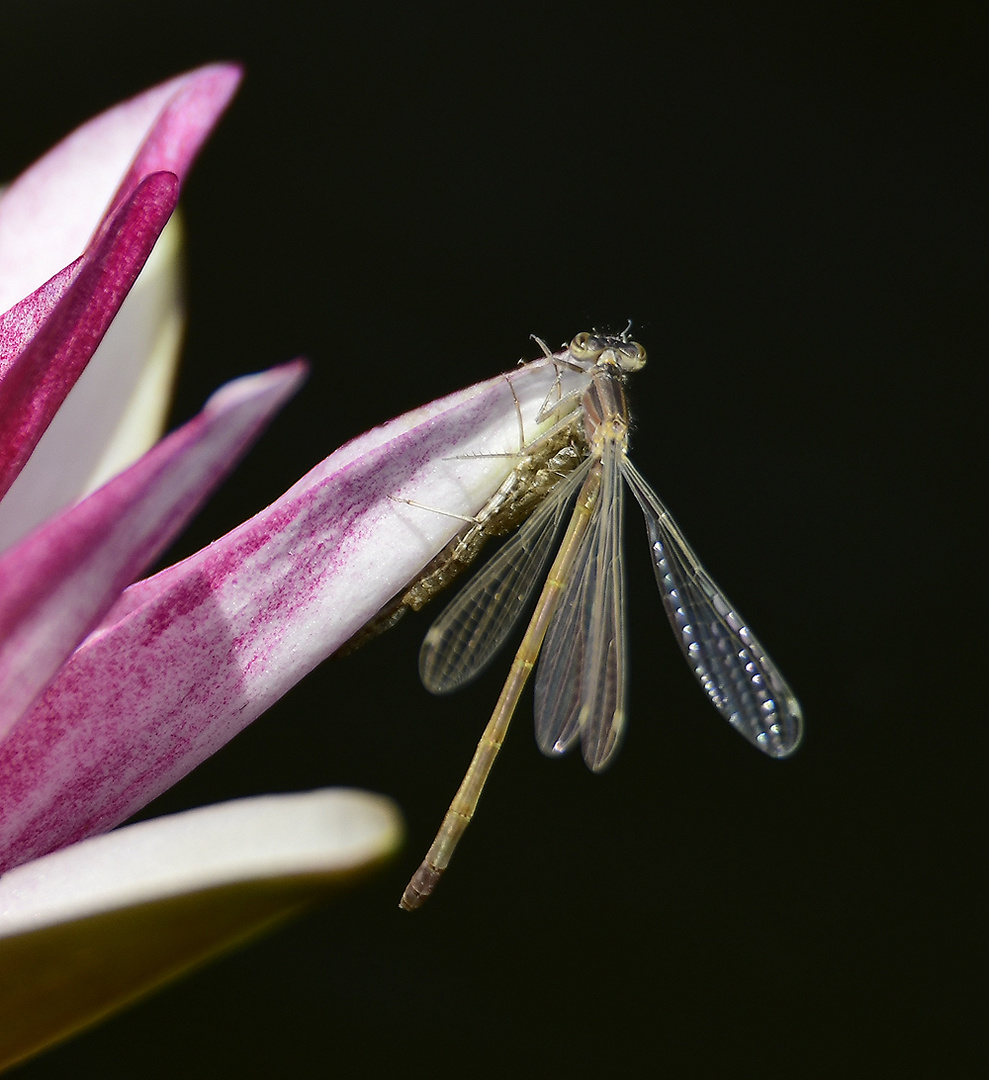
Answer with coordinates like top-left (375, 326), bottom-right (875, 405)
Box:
top-left (622, 459), bottom-right (802, 757)
top-left (419, 459), bottom-right (591, 694)
top-left (535, 441), bottom-right (628, 771)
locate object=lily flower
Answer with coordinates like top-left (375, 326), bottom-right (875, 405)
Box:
top-left (0, 65), bottom-right (581, 1067)
top-left (0, 66), bottom-right (401, 1067)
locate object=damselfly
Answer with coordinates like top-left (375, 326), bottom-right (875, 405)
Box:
top-left (401, 331), bottom-right (803, 910)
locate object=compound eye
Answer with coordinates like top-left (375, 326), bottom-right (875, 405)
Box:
top-left (568, 331), bottom-right (600, 362)
top-left (619, 340), bottom-right (647, 371)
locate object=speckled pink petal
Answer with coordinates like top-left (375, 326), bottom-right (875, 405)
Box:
top-left (0, 213), bottom-right (187, 551)
top-left (0, 361), bottom-right (306, 743)
top-left (0, 64), bottom-right (242, 503)
top-left (0, 64), bottom-right (241, 314)
top-left (0, 351), bottom-right (589, 872)
top-left (0, 173), bottom-right (177, 501)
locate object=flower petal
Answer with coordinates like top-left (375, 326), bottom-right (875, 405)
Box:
top-left (0, 788), bottom-right (401, 1072)
top-left (0, 63), bottom-right (241, 314)
top-left (74, 214), bottom-right (186, 494)
top-left (0, 172), bottom-right (178, 501)
top-left (0, 63), bottom-right (242, 524)
top-left (0, 361), bottom-right (307, 743)
top-left (0, 213), bottom-right (186, 551)
top-left (0, 352), bottom-right (590, 871)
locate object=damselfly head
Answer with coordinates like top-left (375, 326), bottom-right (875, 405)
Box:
top-left (568, 330), bottom-right (647, 374)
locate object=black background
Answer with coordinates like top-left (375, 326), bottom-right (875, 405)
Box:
top-left (3, 2), bottom-right (983, 1076)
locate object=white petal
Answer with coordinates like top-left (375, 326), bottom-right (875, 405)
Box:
top-left (0, 789), bottom-right (402, 1070)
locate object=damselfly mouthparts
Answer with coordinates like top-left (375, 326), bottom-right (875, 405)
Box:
top-left (400, 331), bottom-right (803, 910)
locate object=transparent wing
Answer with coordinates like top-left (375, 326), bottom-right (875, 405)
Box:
top-left (420, 459), bottom-right (591, 694)
top-left (535, 441), bottom-right (628, 772)
top-left (532, 497), bottom-right (597, 759)
top-left (622, 458), bottom-right (803, 758)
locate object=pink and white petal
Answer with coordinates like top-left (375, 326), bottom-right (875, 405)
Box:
top-left (0, 260), bottom-right (80, 375)
top-left (77, 214), bottom-right (186, 493)
top-left (0, 63), bottom-right (240, 314)
top-left (0, 173), bottom-right (178, 502)
top-left (0, 352), bottom-right (589, 872)
top-left (0, 361), bottom-right (306, 742)
top-left (0, 788), bottom-right (401, 1072)
top-left (0, 214), bottom-right (185, 551)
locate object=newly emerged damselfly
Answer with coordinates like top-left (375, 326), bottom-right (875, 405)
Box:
top-left (401, 331), bottom-right (803, 910)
